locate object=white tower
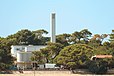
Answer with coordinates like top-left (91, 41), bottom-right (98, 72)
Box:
top-left (51, 13), bottom-right (56, 43)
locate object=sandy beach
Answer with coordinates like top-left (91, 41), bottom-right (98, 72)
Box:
top-left (0, 71), bottom-right (114, 76)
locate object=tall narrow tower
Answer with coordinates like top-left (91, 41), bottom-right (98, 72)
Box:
top-left (51, 13), bottom-right (56, 43)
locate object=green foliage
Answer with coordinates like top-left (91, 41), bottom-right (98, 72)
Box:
top-left (110, 30), bottom-right (114, 42)
top-left (0, 28), bottom-right (114, 73)
top-left (108, 57), bottom-right (114, 68)
top-left (71, 29), bottom-right (92, 44)
top-left (4, 29), bottom-right (49, 45)
top-left (54, 44), bottom-right (94, 69)
top-left (56, 33), bottom-right (71, 46)
top-left (88, 39), bottom-right (101, 48)
top-left (71, 31), bottom-right (82, 43)
top-left (31, 51), bottom-right (45, 64)
top-left (80, 29), bottom-right (92, 41)
top-left (66, 62), bottom-right (76, 69)
top-left (40, 42), bottom-right (63, 63)
top-left (0, 49), bottom-right (14, 70)
top-left (32, 29), bottom-right (49, 45)
top-left (13, 29), bottom-right (34, 45)
top-left (88, 60), bottom-right (108, 74)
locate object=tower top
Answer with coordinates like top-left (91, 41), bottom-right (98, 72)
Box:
top-left (51, 12), bottom-right (56, 14)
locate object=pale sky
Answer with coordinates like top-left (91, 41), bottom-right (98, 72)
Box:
top-left (0, 0), bottom-right (114, 37)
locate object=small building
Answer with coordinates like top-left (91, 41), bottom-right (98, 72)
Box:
top-left (91, 55), bottom-right (113, 60)
top-left (11, 45), bottom-right (46, 69)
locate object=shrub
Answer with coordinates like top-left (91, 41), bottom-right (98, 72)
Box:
top-left (88, 60), bottom-right (108, 74)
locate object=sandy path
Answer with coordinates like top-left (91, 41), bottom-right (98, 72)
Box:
top-left (0, 71), bottom-right (113, 76)
top-left (0, 73), bottom-right (80, 76)
top-left (1, 74), bottom-right (114, 76)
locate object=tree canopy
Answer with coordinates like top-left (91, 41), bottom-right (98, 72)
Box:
top-left (54, 44), bottom-right (94, 69)
top-left (1, 28), bottom-right (114, 74)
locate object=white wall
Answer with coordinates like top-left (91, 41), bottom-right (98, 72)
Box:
top-left (25, 45), bottom-right (46, 52)
top-left (11, 45), bottom-right (46, 57)
top-left (16, 52), bottom-right (32, 69)
top-left (17, 52), bottom-right (32, 62)
top-left (11, 45), bottom-right (27, 57)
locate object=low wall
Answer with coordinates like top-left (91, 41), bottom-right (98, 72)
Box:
top-left (73, 69), bottom-right (114, 74)
top-left (107, 69), bottom-right (114, 74)
top-left (13, 70), bottom-right (71, 74)
top-left (11, 69), bottom-right (114, 74)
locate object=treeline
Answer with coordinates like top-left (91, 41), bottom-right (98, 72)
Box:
top-left (31, 29), bottom-right (114, 74)
top-left (0, 29), bottom-right (49, 70)
top-left (0, 29), bottom-right (114, 74)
